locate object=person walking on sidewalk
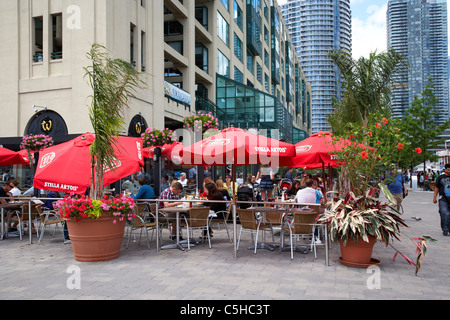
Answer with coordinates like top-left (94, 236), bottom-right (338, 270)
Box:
top-left (433, 163), bottom-right (450, 236)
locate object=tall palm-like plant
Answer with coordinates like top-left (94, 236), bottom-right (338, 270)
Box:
top-left (84, 44), bottom-right (143, 200)
top-left (328, 48), bottom-right (408, 133)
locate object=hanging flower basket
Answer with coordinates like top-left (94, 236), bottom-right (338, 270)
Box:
top-left (20, 134), bottom-right (54, 152)
top-left (142, 128), bottom-right (177, 148)
top-left (183, 112), bottom-right (219, 134)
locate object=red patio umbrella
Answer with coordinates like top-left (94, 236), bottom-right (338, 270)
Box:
top-left (33, 133), bottom-right (144, 195)
top-left (178, 127), bottom-right (295, 167)
top-left (287, 131), bottom-right (369, 168)
top-left (0, 147), bottom-right (29, 166)
top-left (17, 149), bottom-right (33, 165)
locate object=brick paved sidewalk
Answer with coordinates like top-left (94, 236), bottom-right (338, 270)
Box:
top-left (0, 189), bottom-right (448, 300)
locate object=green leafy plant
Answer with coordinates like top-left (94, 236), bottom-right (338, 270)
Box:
top-left (84, 44), bottom-right (144, 200)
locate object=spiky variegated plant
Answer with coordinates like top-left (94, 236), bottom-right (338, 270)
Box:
top-left (319, 184), bottom-right (436, 275)
top-left (84, 44), bottom-right (143, 200)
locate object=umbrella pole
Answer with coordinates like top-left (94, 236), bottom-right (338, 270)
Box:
top-left (232, 164), bottom-right (237, 258)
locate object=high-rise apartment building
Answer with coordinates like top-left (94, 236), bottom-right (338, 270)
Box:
top-left (387, 0), bottom-right (449, 125)
top-left (281, 0), bottom-right (352, 133)
top-left (0, 0), bottom-right (312, 150)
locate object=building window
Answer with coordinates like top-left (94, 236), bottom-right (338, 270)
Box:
top-left (218, 50), bottom-right (230, 77)
top-left (217, 12), bottom-right (230, 46)
top-left (141, 31), bottom-right (146, 72)
top-left (234, 34), bottom-right (243, 61)
top-left (264, 49), bottom-right (269, 68)
top-left (247, 51), bottom-right (254, 74)
top-left (234, 1), bottom-right (243, 30)
top-left (32, 16), bottom-right (43, 63)
top-left (167, 41), bottom-right (184, 55)
top-left (257, 63), bottom-right (262, 83)
top-left (130, 23), bottom-right (136, 66)
top-left (234, 66), bottom-right (243, 83)
top-left (164, 21), bottom-right (184, 35)
top-left (220, 0), bottom-right (229, 10)
top-left (51, 14), bottom-right (63, 60)
top-left (195, 43), bottom-right (209, 73)
top-left (195, 6), bottom-right (208, 30)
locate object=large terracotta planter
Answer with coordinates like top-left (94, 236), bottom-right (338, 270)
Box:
top-left (66, 214), bottom-right (126, 262)
top-left (339, 235), bottom-right (380, 267)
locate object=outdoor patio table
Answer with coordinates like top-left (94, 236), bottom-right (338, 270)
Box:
top-left (0, 201), bottom-right (26, 241)
top-left (159, 205), bottom-right (205, 251)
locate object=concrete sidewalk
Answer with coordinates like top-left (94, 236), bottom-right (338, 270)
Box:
top-left (0, 189), bottom-right (449, 300)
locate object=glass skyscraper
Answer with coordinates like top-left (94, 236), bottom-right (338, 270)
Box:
top-left (281, 0), bottom-right (352, 133)
top-left (387, 0), bottom-right (449, 125)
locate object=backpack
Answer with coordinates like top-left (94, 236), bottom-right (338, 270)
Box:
top-left (237, 185), bottom-right (253, 209)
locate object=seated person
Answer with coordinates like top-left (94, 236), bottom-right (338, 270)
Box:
top-left (203, 182), bottom-right (227, 237)
top-left (158, 181), bottom-right (184, 242)
top-left (199, 178), bottom-right (214, 198)
top-left (130, 177), bottom-right (155, 201)
top-left (160, 175), bottom-right (170, 193)
top-left (0, 181), bottom-right (13, 204)
top-left (216, 178), bottom-right (231, 202)
top-left (9, 179), bottom-right (21, 197)
top-left (184, 179), bottom-right (196, 194)
top-left (287, 180), bottom-right (301, 197)
top-left (42, 190), bottom-right (60, 210)
top-left (203, 182), bottom-right (227, 219)
top-left (294, 179), bottom-right (317, 204)
top-left (179, 172), bottom-right (188, 187)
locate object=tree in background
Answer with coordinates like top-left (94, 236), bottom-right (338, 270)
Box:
top-left (328, 48), bottom-right (408, 134)
top-left (398, 78), bottom-right (450, 173)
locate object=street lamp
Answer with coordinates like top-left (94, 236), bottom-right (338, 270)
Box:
top-left (33, 105), bottom-right (47, 113)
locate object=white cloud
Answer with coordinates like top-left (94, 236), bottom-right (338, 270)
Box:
top-left (352, 4), bottom-right (387, 59)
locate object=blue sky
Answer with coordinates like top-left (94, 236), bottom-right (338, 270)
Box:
top-left (277, 0), bottom-right (447, 59)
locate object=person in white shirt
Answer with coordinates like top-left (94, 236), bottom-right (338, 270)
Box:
top-left (9, 179), bottom-right (21, 197)
top-left (179, 172), bottom-right (187, 187)
top-left (294, 179), bottom-right (316, 204)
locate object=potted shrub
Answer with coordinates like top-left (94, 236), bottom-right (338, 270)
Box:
top-left (55, 195), bottom-right (136, 262)
top-left (320, 116), bottom-right (436, 275)
top-left (58, 44), bottom-right (143, 262)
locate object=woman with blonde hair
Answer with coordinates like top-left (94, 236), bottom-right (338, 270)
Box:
top-left (216, 178), bottom-right (231, 201)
